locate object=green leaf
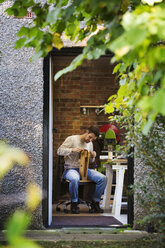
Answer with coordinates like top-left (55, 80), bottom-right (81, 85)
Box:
top-left (14, 38), bottom-right (27, 49)
top-left (108, 94), bottom-right (117, 101)
top-left (55, 20), bottom-right (66, 33)
top-left (62, 5), bottom-right (75, 21)
top-left (46, 7), bottom-right (61, 23)
top-left (126, 27), bottom-right (147, 46)
top-left (117, 84), bottom-right (128, 97)
top-left (5, 7), bottom-right (15, 16)
top-left (123, 109), bottom-right (130, 116)
top-left (5, 211), bottom-right (31, 242)
top-left (24, 36), bottom-right (38, 46)
top-left (10, 238), bottom-right (41, 248)
top-left (105, 103), bottom-right (115, 114)
top-left (86, 46), bottom-right (106, 60)
top-left (52, 33), bottom-right (63, 50)
top-left (65, 19), bottom-right (80, 40)
top-left (6, 6), bottom-right (28, 17)
top-left (122, 11), bottom-right (150, 31)
top-left (17, 27), bottom-right (29, 37)
top-left (109, 33), bottom-right (128, 53)
top-left (134, 112), bottom-right (142, 122)
top-left (115, 145), bottom-right (121, 153)
top-left (66, 22), bottom-right (77, 34)
top-left (115, 96), bottom-right (123, 108)
top-left (142, 119), bottom-right (154, 135)
top-left (121, 0), bottom-right (129, 13)
top-left (29, 27), bottom-right (41, 38)
top-left (137, 96), bottom-right (151, 111)
top-left (151, 89), bottom-right (165, 115)
top-left (60, 0), bottom-right (69, 6)
top-left (17, 8), bottom-right (27, 17)
top-left (119, 77), bottom-right (127, 86)
top-left (113, 63), bottom-right (121, 74)
top-left (141, 84), bottom-right (150, 96)
top-left (55, 54), bottom-right (86, 81)
top-left (22, 0), bottom-right (35, 8)
top-left (30, 50), bottom-right (43, 63)
top-left (161, 75), bottom-right (165, 88)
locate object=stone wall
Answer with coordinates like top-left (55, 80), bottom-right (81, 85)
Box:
top-left (0, 2), bottom-right (44, 229)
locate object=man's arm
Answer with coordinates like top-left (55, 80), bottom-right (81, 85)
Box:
top-left (90, 151), bottom-right (96, 158)
top-left (89, 142), bottom-right (96, 163)
top-left (72, 147), bottom-right (84, 153)
top-left (57, 136), bottom-right (73, 156)
top-left (57, 136), bottom-right (83, 156)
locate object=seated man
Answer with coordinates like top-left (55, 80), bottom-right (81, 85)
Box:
top-left (57, 126), bottom-right (107, 214)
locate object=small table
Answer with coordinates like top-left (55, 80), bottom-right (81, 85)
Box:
top-left (100, 156), bottom-right (128, 217)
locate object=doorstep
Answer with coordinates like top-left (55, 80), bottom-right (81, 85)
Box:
top-left (0, 229), bottom-right (151, 242)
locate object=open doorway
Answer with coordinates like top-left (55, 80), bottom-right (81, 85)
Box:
top-left (45, 47), bottom-right (133, 228)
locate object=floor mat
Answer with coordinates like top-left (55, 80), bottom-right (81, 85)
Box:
top-left (51, 216), bottom-right (123, 227)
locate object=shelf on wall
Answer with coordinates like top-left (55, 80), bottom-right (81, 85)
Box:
top-left (80, 105), bottom-right (104, 115)
top-left (80, 105), bottom-right (104, 108)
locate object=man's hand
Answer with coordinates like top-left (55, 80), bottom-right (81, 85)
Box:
top-left (90, 151), bottom-right (96, 158)
top-left (72, 147), bottom-right (84, 153)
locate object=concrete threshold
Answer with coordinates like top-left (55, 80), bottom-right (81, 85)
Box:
top-left (0, 228), bottom-right (151, 242)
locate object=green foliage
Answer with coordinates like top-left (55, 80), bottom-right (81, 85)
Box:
top-left (4, 0), bottom-right (164, 133)
top-left (0, 142), bottom-right (42, 248)
top-left (4, 211), bottom-right (41, 248)
top-left (5, 0), bottom-right (124, 67)
top-left (0, 141), bottom-right (30, 179)
top-left (113, 112), bottom-right (165, 242)
top-left (107, 2), bottom-right (165, 134)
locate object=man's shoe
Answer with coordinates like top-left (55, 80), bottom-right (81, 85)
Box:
top-left (89, 201), bottom-right (104, 213)
top-left (71, 202), bottom-right (80, 214)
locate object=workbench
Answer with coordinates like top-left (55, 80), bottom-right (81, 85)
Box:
top-left (100, 156), bottom-right (128, 217)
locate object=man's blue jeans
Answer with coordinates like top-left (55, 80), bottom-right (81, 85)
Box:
top-left (63, 168), bottom-right (107, 203)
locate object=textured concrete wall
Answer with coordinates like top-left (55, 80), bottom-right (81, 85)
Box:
top-left (0, 2), bottom-right (44, 229)
top-left (133, 124), bottom-right (165, 230)
top-left (133, 156), bottom-right (148, 229)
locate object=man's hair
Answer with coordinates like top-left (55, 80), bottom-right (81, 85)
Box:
top-left (87, 126), bottom-right (100, 137)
